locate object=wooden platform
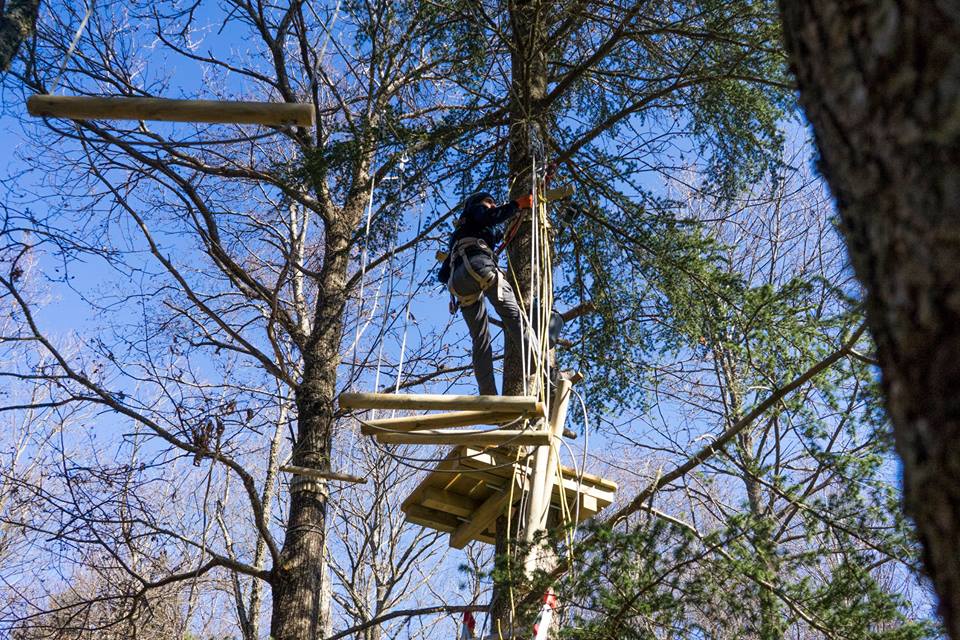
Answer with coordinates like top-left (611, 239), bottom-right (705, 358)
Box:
top-left (401, 446), bottom-right (617, 548)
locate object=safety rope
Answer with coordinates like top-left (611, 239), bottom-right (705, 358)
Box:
top-left (50, 0), bottom-right (95, 92)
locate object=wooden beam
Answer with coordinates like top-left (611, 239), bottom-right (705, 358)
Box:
top-left (403, 504), bottom-right (496, 545)
top-left (421, 488), bottom-right (479, 518)
top-left (27, 94), bottom-right (315, 127)
top-left (341, 392), bottom-right (543, 413)
top-left (375, 429), bottom-right (550, 447)
top-left (450, 476), bottom-right (523, 549)
top-left (359, 409), bottom-right (537, 435)
top-left (279, 465), bottom-right (367, 484)
top-left (402, 504), bottom-right (462, 533)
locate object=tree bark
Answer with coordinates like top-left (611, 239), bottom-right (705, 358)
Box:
top-left (491, 0), bottom-right (551, 633)
top-left (270, 215), bottom-right (355, 639)
top-left (0, 0), bottom-right (40, 71)
top-left (778, 1), bottom-right (960, 635)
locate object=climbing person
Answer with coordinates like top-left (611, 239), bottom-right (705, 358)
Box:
top-left (438, 191), bottom-right (533, 395)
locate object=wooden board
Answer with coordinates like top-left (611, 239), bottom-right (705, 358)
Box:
top-left (375, 429), bottom-right (551, 446)
top-left (399, 446), bottom-right (617, 547)
top-left (359, 409), bottom-right (539, 434)
top-left (341, 392), bottom-right (542, 413)
top-left (27, 94), bottom-right (315, 127)
top-left (543, 184), bottom-right (575, 202)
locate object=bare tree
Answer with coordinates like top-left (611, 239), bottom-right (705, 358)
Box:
top-left (0, 1), bottom-right (483, 638)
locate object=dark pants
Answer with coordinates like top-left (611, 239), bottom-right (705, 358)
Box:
top-left (450, 252), bottom-right (524, 395)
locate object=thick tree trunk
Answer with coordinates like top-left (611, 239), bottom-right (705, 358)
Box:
top-left (502, 0), bottom-right (549, 398)
top-left (491, 0), bottom-right (551, 633)
top-left (720, 348), bottom-right (784, 640)
top-left (0, 0), bottom-right (40, 71)
top-left (778, 2), bottom-right (960, 636)
top-left (270, 217), bottom-right (354, 640)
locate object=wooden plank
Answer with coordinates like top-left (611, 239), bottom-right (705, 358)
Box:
top-left (403, 504), bottom-right (495, 544)
top-left (552, 475), bottom-right (615, 509)
top-left (359, 409), bottom-right (537, 435)
top-left (457, 445), bottom-right (617, 492)
top-left (400, 449), bottom-right (462, 511)
top-left (454, 446), bottom-right (615, 510)
top-left (340, 392), bottom-right (542, 413)
top-left (421, 487), bottom-right (479, 518)
top-left (27, 94), bottom-right (315, 127)
top-left (544, 184), bottom-right (575, 201)
top-left (559, 464), bottom-right (619, 492)
top-left (375, 429), bottom-right (550, 447)
top-left (402, 503), bottom-right (462, 532)
top-left (279, 465), bottom-right (366, 484)
top-left (450, 476), bottom-right (523, 549)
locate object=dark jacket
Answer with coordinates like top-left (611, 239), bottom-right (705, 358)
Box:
top-left (437, 193), bottom-right (519, 284)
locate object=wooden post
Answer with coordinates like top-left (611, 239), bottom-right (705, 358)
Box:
top-left (27, 94), bottom-right (315, 128)
top-left (522, 377), bottom-right (574, 575)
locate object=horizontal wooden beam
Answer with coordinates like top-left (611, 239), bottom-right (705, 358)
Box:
top-left (421, 487), bottom-right (479, 518)
top-left (341, 392), bottom-right (542, 413)
top-left (27, 94), bottom-right (315, 128)
top-left (279, 465), bottom-right (366, 484)
top-left (359, 409), bottom-right (539, 435)
top-left (375, 429), bottom-right (551, 447)
top-left (402, 504), bottom-right (497, 545)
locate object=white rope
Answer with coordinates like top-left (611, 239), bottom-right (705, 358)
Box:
top-left (393, 155), bottom-right (419, 397)
top-left (50, 0), bottom-right (95, 92)
top-left (346, 169), bottom-right (380, 380)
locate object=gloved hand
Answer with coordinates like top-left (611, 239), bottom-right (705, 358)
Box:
top-left (515, 193), bottom-right (533, 209)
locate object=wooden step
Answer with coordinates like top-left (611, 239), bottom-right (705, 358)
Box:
top-left (27, 94), bottom-right (315, 127)
top-left (359, 409), bottom-right (542, 435)
top-left (340, 392), bottom-right (542, 413)
top-left (374, 428), bottom-right (551, 447)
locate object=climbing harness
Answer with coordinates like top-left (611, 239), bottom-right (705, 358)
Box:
top-left (447, 237), bottom-right (498, 306)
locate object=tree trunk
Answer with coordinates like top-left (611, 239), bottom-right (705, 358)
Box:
top-left (491, 0), bottom-right (551, 633)
top-left (270, 217), bottom-right (354, 639)
top-left (502, 0), bottom-right (549, 397)
top-left (778, 2), bottom-right (960, 636)
top-left (0, 0), bottom-right (40, 71)
top-left (718, 347), bottom-right (784, 639)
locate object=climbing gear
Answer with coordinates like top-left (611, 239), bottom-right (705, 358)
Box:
top-left (447, 237), bottom-right (497, 306)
